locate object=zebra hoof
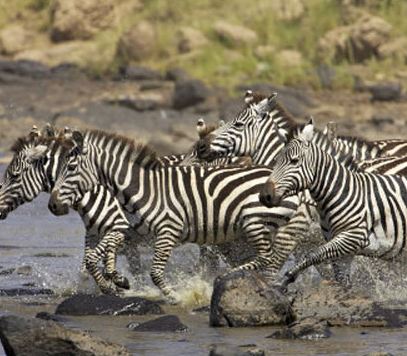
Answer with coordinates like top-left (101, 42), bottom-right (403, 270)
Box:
top-left (113, 276), bottom-right (130, 290)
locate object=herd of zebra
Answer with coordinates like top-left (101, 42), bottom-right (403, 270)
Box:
top-left (0, 90), bottom-right (406, 303)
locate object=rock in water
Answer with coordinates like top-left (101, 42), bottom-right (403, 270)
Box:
top-left (55, 294), bottom-right (163, 316)
top-left (127, 315), bottom-right (188, 332)
top-left (268, 317), bottom-right (331, 340)
top-left (293, 281), bottom-right (407, 327)
top-left (210, 270), bottom-right (294, 327)
top-left (209, 344), bottom-right (265, 356)
top-left (0, 314), bottom-right (130, 355)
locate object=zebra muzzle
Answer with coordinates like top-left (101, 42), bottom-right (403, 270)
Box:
top-left (48, 191), bottom-right (69, 216)
top-left (258, 180), bottom-right (281, 208)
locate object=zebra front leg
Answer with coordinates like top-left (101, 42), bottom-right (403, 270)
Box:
top-left (80, 234), bottom-right (92, 275)
top-left (102, 230), bottom-right (130, 290)
top-left (85, 239), bottom-right (118, 295)
top-left (150, 234), bottom-right (178, 303)
top-left (283, 229), bottom-right (369, 287)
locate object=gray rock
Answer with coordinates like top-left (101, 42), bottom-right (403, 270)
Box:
top-left (173, 79), bottom-right (210, 109)
top-left (210, 270), bottom-right (294, 327)
top-left (117, 66), bottom-right (163, 81)
top-left (165, 67), bottom-right (190, 82)
top-left (268, 317), bottom-right (331, 340)
top-left (209, 345), bottom-right (265, 356)
top-left (127, 315), bottom-right (188, 332)
top-left (35, 312), bottom-right (69, 323)
top-left (0, 288), bottom-right (53, 296)
top-left (0, 313), bottom-right (130, 356)
top-left (55, 294), bottom-right (163, 316)
top-left (293, 282), bottom-right (407, 327)
top-left (368, 83), bottom-right (402, 102)
top-left (0, 60), bottom-right (50, 79)
top-left (0, 268), bottom-right (14, 276)
top-left (16, 265), bottom-right (32, 275)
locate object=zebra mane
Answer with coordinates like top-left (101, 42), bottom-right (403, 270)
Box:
top-left (335, 134), bottom-right (384, 155)
top-left (84, 130), bottom-right (161, 167)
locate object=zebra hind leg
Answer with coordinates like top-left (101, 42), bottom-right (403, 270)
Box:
top-left (102, 231), bottom-right (130, 290)
top-left (150, 234), bottom-right (178, 304)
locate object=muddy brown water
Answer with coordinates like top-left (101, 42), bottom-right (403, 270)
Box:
top-left (0, 166), bottom-right (407, 355)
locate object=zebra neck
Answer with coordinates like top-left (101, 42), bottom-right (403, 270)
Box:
top-left (308, 146), bottom-right (364, 212)
top-left (252, 110), bottom-right (288, 165)
top-left (334, 136), bottom-right (382, 161)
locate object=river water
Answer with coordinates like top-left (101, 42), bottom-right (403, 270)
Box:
top-left (0, 167), bottom-right (406, 355)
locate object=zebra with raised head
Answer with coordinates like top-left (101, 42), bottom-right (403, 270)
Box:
top-left (47, 129), bottom-right (299, 302)
top-left (259, 119), bottom-right (407, 286)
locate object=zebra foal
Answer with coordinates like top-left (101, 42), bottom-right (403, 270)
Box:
top-left (259, 119), bottom-right (407, 286)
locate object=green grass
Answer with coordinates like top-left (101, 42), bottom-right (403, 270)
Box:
top-left (1, 0), bottom-right (407, 91)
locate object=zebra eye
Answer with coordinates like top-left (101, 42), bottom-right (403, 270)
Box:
top-left (235, 121), bottom-right (244, 129)
top-left (291, 157), bottom-right (300, 165)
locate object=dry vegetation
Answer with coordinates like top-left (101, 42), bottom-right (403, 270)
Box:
top-left (0, 0), bottom-right (406, 91)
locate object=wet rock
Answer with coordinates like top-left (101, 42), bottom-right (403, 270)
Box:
top-left (210, 270), bottom-right (294, 327)
top-left (55, 294), bottom-right (163, 316)
top-left (127, 315), bottom-right (188, 332)
top-left (117, 65), bottom-right (163, 81)
top-left (0, 25), bottom-right (34, 55)
top-left (0, 268), bottom-right (14, 276)
top-left (318, 14), bottom-right (392, 63)
top-left (0, 59), bottom-right (51, 79)
top-left (367, 83), bottom-right (402, 102)
top-left (15, 265), bottom-right (32, 275)
top-left (32, 252), bottom-right (70, 258)
top-left (0, 288), bottom-right (54, 296)
top-left (50, 0), bottom-right (116, 42)
top-left (51, 63), bottom-right (86, 79)
top-left (173, 79), bottom-right (210, 109)
top-left (116, 21), bottom-right (156, 62)
top-left (36, 312), bottom-right (69, 323)
top-left (209, 345), bottom-right (265, 356)
top-left (270, 0), bottom-right (305, 21)
top-left (177, 27), bottom-right (208, 53)
top-left (166, 68), bottom-right (190, 82)
top-left (214, 21), bottom-right (258, 47)
top-left (293, 282), bottom-right (407, 327)
top-left (268, 317), bottom-right (331, 340)
top-left (0, 314), bottom-right (130, 355)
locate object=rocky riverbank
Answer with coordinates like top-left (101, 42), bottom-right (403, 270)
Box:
top-left (0, 59), bottom-right (406, 164)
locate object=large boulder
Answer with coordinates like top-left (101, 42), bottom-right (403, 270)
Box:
top-left (50, 0), bottom-right (116, 42)
top-left (0, 314), bottom-right (130, 355)
top-left (55, 294), bottom-right (163, 316)
top-left (213, 21), bottom-right (258, 47)
top-left (0, 25), bottom-right (33, 55)
top-left (210, 270), bottom-right (294, 327)
top-left (270, 0), bottom-right (306, 21)
top-left (116, 21), bottom-right (156, 62)
top-left (177, 27), bottom-right (208, 53)
top-left (318, 14), bottom-right (392, 63)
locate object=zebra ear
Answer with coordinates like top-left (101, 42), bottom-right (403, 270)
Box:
top-left (72, 131), bottom-right (88, 154)
top-left (26, 145), bottom-right (48, 163)
top-left (256, 92), bottom-right (278, 116)
top-left (299, 116), bottom-right (315, 142)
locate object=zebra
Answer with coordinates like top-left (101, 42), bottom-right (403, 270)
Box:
top-left (197, 91), bottom-right (407, 282)
top-left (0, 121), bottom-right (256, 294)
top-left (47, 129), bottom-right (299, 302)
top-left (259, 119), bottom-right (407, 287)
